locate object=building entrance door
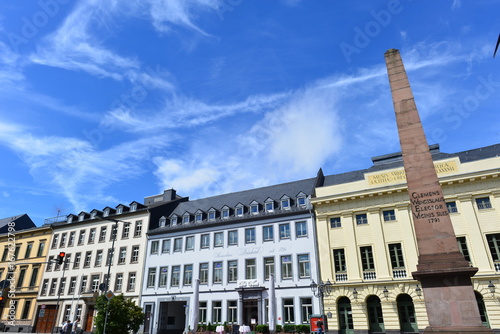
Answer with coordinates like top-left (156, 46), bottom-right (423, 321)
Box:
top-left (34, 305), bottom-right (57, 333)
top-left (243, 299), bottom-right (259, 327)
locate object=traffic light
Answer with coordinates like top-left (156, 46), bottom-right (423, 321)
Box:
top-left (57, 252), bottom-right (66, 265)
top-left (0, 296), bottom-right (5, 308)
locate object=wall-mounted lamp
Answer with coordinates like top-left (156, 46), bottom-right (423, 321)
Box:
top-left (382, 286), bottom-right (389, 300)
top-left (488, 281), bottom-right (495, 296)
top-left (415, 285), bottom-right (422, 297)
top-left (352, 288), bottom-right (358, 300)
top-left (327, 312), bottom-right (332, 318)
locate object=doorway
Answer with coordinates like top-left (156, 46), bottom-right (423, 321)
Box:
top-left (243, 299), bottom-right (259, 326)
top-left (158, 301), bottom-right (187, 334)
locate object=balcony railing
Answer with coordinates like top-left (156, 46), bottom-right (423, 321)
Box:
top-left (363, 271), bottom-right (377, 280)
top-left (393, 269), bottom-right (407, 278)
top-left (335, 273), bottom-right (348, 282)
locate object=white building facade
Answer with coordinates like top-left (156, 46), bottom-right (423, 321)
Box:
top-left (141, 178), bottom-right (323, 334)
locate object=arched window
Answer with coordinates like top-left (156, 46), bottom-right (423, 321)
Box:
top-left (366, 295), bottom-right (384, 333)
top-left (475, 291), bottom-right (490, 328)
top-left (397, 294), bottom-right (418, 333)
top-left (337, 297), bottom-right (354, 334)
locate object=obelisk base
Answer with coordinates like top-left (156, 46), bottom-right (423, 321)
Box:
top-left (413, 254), bottom-right (493, 334)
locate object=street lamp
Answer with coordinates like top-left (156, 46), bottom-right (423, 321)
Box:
top-left (310, 279), bottom-right (333, 319)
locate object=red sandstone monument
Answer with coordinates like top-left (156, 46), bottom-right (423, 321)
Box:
top-left (384, 49), bottom-right (492, 333)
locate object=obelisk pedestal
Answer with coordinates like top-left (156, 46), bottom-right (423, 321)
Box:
top-left (384, 49), bottom-right (492, 333)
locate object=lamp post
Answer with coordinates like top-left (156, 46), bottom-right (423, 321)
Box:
top-left (310, 279), bottom-right (333, 319)
top-left (101, 218), bottom-right (124, 334)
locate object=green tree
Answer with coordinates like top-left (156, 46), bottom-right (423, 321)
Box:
top-left (94, 294), bottom-right (144, 334)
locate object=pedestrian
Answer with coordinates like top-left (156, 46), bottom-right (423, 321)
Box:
top-left (72, 318), bottom-right (80, 334)
top-left (316, 319), bottom-right (323, 334)
top-left (62, 320), bottom-right (73, 334)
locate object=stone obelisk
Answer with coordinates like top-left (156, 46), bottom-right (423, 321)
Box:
top-left (384, 49), bottom-right (492, 333)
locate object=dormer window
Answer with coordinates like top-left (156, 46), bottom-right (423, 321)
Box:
top-left (78, 213), bottom-right (85, 221)
top-left (222, 207), bottom-right (230, 219)
top-left (281, 197), bottom-right (290, 210)
top-left (116, 206), bottom-right (123, 214)
top-left (90, 211), bottom-right (96, 219)
top-left (130, 203), bottom-right (137, 212)
top-left (103, 208), bottom-right (109, 217)
top-left (236, 204), bottom-right (244, 217)
top-left (159, 216), bottom-right (167, 227)
top-left (250, 201), bottom-right (259, 214)
top-left (296, 192), bottom-right (307, 207)
top-left (195, 213), bottom-right (203, 222)
top-left (183, 214), bottom-right (190, 224)
top-left (171, 216), bottom-right (178, 226)
top-left (265, 199), bottom-right (274, 212)
top-left (67, 216), bottom-right (73, 224)
top-left (208, 209), bottom-right (216, 220)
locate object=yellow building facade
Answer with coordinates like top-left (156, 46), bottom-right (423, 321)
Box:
top-left (312, 145), bottom-right (500, 334)
top-left (0, 224), bottom-right (52, 332)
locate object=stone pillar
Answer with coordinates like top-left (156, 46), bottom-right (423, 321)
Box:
top-left (384, 48), bottom-right (492, 333)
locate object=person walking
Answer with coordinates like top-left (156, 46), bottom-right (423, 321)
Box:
top-left (62, 320), bottom-right (73, 334)
top-left (72, 318), bottom-right (80, 334)
top-left (316, 319), bottom-right (323, 334)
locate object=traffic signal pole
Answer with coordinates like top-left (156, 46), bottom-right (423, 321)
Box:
top-left (51, 253), bottom-right (67, 333)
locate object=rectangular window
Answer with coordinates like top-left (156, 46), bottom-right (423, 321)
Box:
top-left (245, 228), bottom-right (256, 244)
top-left (222, 209), bottom-right (229, 219)
top-left (171, 266), bottom-right (180, 287)
top-left (49, 278), bottom-right (57, 295)
top-left (24, 243), bottom-right (33, 259)
top-left (28, 267), bottom-right (39, 287)
top-left (228, 260), bottom-right (238, 282)
top-left (281, 256), bottom-right (293, 279)
top-left (184, 264), bottom-right (193, 285)
top-left (486, 233), bottom-right (500, 264)
top-left (174, 238), bottom-right (182, 252)
top-left (214, 232), bottom-right (223, 247)
top-left (114, 273), bottom-right (123, 292)
top-left (388, 243), bottom-right (405, 268)
top-left (298, 196), bottom-right (306, 207)
top-left (228, 300), bottom-right (238, 324)
top-left (251, 204), bottom-right (259, 214)
top-left (264, 257), bottom-right (275, 280)
top-left (212, 301), bottom-right (222, 323)
top-left (208, 211), bottom-right (216, 220)
top-left (201, 234), bottom-right (210, 249)
top-left (68, 277), bottom-right (77, 295)
top-left (446, 201), bottom-right (458, 213)
top-left (185, 236), bottom-right (195, 251)
top-left (68, 232), bottom-right (75, 247)
top-left (110, 225), bottom-right (117, 241)
top-left (330, 217), bottom-right (341, 228)
top-left (91, 275), bottom-right (100, 292)
top-left (51, 235), bottom-right (59, 249)
top-left (300, 298), bottom-right (312, 324)
top-left (131, 246), bottom-right (139, 263)
top-left (73, 252), bottom-right (81, 269)
top-left (360, 246), bottom-right (375, 270)
top-left (37, 241), bottom-right (46, 257)
top-left (199, 301), bottom-right (207, 324)
top-left (151, 241), bottom-right (159, 254)
top-left (195, 213), bottom-right (202, 222)
top-left (356, 213), bottom-right (368, 225)
top-left (99, 227), bottom-right (107, 242)
top-left (17, 267), bottom-right (26, 288)
top-left (122, 222), bottom-right (131, 238)
top-left (118, 247), bottom-right (127, 264)
top-left (266, 202), bottom-right (274, 212)
top-left (106, 249), bottom-right (113, 266)
top-left (95, 250), bottom-right (103, 267)
top-left (236, 207), bottom-right (244, 216)
top-left (383, 210), bottom-right (396, 222)
top-left (279, 224), bottom-right (290, 239)
top-left (162, 239), bottom-right (171, 253)
top-left (127, 272), bottom-right (136, 291)
top-left (80, 276), bottom-right (88, 293)
top-left (21, 300), bottom-right (32, 320)
top-left (200, 263), bottom-right (209, 284)
top-left (134, 220), bottom-right (143, 237)
top-left (60, 233), bottom-right (67, 247)
top-left (333, 249), bottom-right (347, 273)
top-left (281, 198), bottom-right (290, 210)
top-left (147, 268), bottom-right (156, 288)
top-left (159, 267), bottom-right (168, 288)
top-left (476, 197), bottom-right (492, 210)
top-left (245, 259), bottom-right (256, 279)
top-left (296, 221), bottom-right (307, 237)
top-left (298, 254), bottom-right (310, 278)
top-left (40, 279), bottom-right (49, 295)
top-left (78, 230), bottom-right (85, 245)
top-left (228, 230), bottom-right (238, 246)
top-left (64, 254), bottom-right (71, 270)
top-left (263, 226), bottom-right (274, 241)
top-left (283, 298), bottom-right (295, 323)
top-left (88, 228), bottom-right (96, 243)
top-left (457, 236), bottom-right (471, 262)
top-left (84, 252), bottom-right (92, 268)
top-left (213, 262), bottom-right (223, 284)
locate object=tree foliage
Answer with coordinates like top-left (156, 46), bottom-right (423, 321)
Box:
top-left (94, 294), bottom-right (144, 334)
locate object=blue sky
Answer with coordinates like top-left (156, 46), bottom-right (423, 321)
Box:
top-left (0, 0), bottom-right (498, 225)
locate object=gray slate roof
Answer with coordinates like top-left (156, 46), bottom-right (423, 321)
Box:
top-left (322, 143), bottom-right (500, 187)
